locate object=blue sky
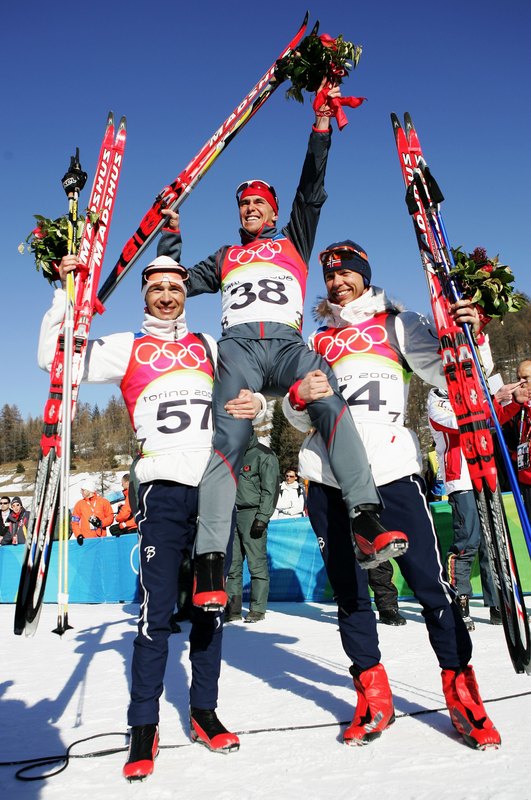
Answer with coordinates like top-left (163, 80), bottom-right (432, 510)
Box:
top-left (1, 0), bottom-right (530, 418)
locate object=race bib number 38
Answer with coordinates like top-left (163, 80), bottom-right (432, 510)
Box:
top-left (220, 239), bottom-right (307, 330)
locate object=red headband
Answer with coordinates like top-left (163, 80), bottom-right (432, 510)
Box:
top-left (239, 185), bottom-right (278, 215)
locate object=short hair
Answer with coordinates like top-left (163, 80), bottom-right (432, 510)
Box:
top-left (1, 496), bottom-right (10, 503)
top-left (517, 359), bottom-right (531, 376)
top-left (121, 474), bottom-right (130, 484)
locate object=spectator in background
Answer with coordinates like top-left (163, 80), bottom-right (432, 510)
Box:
top-left (71, 480), bottom-right (114, 543)
top-left (110, 474), bottom-right (138, 536)
top-left (495, 359), bottom-right (531, 517)
top-left (272, 469), bottom-right (306, 519)
top-left (428, 388), bottom-right (499, 629)
top-left (425, 443), bottom-right (446, 502)
top-left (0, 496), bottom-right (11, 543)
top-left (225, 432), bottom-right (280, 623)
top-left (5, 497), bottom-right (29, 545)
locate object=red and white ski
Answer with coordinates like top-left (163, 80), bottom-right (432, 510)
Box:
top-left (15, 113), bottom-right (126, 636)
top-left (391, 112), bottom-right (530, 674)
top-left (98, 13), bottom-right (311, 304)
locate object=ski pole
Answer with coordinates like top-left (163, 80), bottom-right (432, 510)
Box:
top-left (54, 149), bottom-right (87, 635)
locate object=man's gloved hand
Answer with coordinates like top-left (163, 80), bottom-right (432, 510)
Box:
top-left (76, 534), bottom-right (85, 546)
top-left (109, 523), bottom-right (121, 537)
top-left (250, 519), bottom-right (267, 539)
top-left (89, 515), bottom-right (102, 529)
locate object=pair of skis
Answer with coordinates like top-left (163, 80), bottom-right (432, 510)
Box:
top-left (15, 14), bottom-right (312, 635)
top-left (392, 113), bottom-right (531, 674)
top-left (14, 114), bottom-right (127, 636)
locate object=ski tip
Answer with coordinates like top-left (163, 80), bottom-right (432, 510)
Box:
top-left (118, 116), bottom-right (127, 131)
top-left (301, 10), bottom-right (309, 27)
top-left (390, 113), bottom-right (403, 139)
top-left (106, 110), bottom-right (114, 127)
top-left (310, 20), bottom-right (319, 36)
top-left (404, 112), bottom-right (414, 133)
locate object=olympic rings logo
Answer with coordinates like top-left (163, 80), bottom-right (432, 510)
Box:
top-left (227, 240), bottom-right (282, 266)
top-left (134, 340), bottom-right (208, 372)
top-left (316, 325), bottom-right (388, 361)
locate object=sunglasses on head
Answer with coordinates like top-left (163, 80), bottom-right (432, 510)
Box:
top-left (236, 180), bottom-right (278, 206)
top-left (144, 267), bottom-right (189, 284)
top-left (319, 245), bottom-right (368, 268)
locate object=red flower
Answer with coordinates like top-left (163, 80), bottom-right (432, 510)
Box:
top-left (32, 226), bottom-right (46, 240)
top-left (319, 33), bottom-right (337, 50)
top-left (471, 246), bottom-right (488, 263)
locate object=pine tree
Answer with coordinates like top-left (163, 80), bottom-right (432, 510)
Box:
top-left (269, 399), bottom-right (307, 474)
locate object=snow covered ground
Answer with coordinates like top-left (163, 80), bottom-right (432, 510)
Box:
top-left (1, 600), bottom-right (530, 800)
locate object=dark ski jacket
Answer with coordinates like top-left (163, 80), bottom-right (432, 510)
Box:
top-left (157, 128), bottom-right (331, 342)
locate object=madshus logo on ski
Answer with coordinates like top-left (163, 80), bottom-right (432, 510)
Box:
top-left (391, 111), bottom-right (531, 676)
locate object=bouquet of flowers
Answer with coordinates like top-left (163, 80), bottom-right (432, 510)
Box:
top-left (19, 211), bottom-right (98, 283)
top-left (275, 32), bottom-right (362, 102)
top-left (450, 246), bottom-right (527, 322)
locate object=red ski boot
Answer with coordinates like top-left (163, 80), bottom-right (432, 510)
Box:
top-left (122, 724), bottom-right (159, 782)
top-left (441, 665), bottom-right (501, 750)
top-left (192, 552), bottom-right (228, 611)
top-left (344, 663), bottom-right (395, 745)
top-left (190, 708), bottom-right (240, 753)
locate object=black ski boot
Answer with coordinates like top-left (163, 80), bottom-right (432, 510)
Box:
top-left (379, 608), bottom-right (407, 626)
top-left (192, 552), bottom-right (227, 611)
top-left (190, 708), bottom-right (240, 753)
top-left (351, 505), bottom-right (408, 568)
top-left (122, 723), bottom-right (159, 781)
top-left (225, 594), bottom-right (242, 622)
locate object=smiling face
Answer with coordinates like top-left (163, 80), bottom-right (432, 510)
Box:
top-left (517, 360), bottom-right (531, 384)
top-left (144, 275), bottom-right (186, 321)
top-left (325, 268), bottom-right (368, 307)
top-left (238, 195), bottom-right (277, 236)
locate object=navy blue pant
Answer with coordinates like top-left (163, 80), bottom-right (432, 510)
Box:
top-left (307, 475), bottom-right (472, 672)
top-left (128, 481), bottom-right (224, 727)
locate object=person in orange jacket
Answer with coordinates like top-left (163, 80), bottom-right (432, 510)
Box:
top-left (71, 480), bottom-right (114, 543)
top-left (111, 474), bottom-right (138, 535)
